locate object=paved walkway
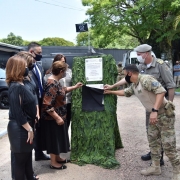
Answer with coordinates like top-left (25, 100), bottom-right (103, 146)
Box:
top-left (0, 95), bottom-right (180, 180)
top-left (0, 110), bottom-right (8, 137)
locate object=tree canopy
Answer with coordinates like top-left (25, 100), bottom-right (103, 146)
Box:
top-left (82, 0), bottom-right (180, 57)
top-left (39, 37), bottom-right (74, 46)
top-left (0, 32), bottom-right (24, 46)
top-left (76, 29), bottom-right (139, 49)
top-left (0, 33), bottom-right (74, 47)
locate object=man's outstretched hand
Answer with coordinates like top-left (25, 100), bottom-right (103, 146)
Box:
top-left (104, 84), bottom-right (113, 90)
top-left (104, 90), bottom-right (111, 94)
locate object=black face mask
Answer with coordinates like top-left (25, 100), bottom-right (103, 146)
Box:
top-left (34, 53), bottom-right (42, 61)
top-left (28, 63), bottom-right (35, 71)
top-left (23, 68), bottom-right (29, 77)
top-left (125, 74), bottom-right (132, 84)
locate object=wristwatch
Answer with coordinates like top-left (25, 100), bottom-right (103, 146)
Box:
top-left (28, 128), bottom-right (33, 132)
top-left (152, 108), bottom-right (158, 112)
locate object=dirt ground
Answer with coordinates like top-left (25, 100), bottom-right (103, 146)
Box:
top-left (0, 95), bottom-right (180, 180)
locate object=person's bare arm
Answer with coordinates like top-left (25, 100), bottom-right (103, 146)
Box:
top-left (22, 122), bottom-right (34, 144)
top-left (104, 89), bottom-right (125, 96)
top-left (150, 92), bottom-right (165, 125)
top-left (47, 109), bottom-right (64, 125)
top-left (153, 92), bottom-right (165, 110)
top-left (168, 88), bottom-right (175, 102)
top-left (66, 82), bottom-right (83, 92)
top-left (104, 78), bottom-right (127, 90)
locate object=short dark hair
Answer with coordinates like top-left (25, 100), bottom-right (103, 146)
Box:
top-left (27, 42), bottom-right (41, 51)
top-left (123, 64), bottom-right (139, 73)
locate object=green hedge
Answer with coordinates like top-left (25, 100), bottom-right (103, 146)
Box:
top-left (70, 54), bottom-right (123, 169)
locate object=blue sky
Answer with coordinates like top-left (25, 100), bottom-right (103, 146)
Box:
top-left (0, 0), bottom-right (88, 43)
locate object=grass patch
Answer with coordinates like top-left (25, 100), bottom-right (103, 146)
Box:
top-left (175, 87), bottom-right (180, 92)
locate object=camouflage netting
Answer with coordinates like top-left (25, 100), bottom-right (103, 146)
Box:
top-left (70, 54), bottom-right (123, 169)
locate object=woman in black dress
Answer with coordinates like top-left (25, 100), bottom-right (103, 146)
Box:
top-left (6, 54), bottom-right (37, 180)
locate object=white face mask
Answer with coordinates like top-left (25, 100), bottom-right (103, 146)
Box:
top-left (137, 53), bottom-right (147, 64)
top-left (137, 56), bottom-right (145, 64)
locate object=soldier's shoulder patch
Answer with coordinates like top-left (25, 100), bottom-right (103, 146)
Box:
top-left (156, 59), bottom-right (164, 64)
top-left (151, 81), bottom-right (160, 87)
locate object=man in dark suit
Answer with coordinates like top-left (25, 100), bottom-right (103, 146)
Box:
top-left (28, 42), bottom-right (50, 161)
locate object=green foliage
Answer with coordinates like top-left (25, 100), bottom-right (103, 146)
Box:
top-left (70, 54), bottom-right (123, 169)
top-left (105, 35), bottom-right (139, 49)
top-left (82, 0), bottom-right (180, 55)
top-left (22, 40), bottom-right (31, 46)
top-left (174, 15), bottom-right (180, 30)
top-left (0, 33), bottom-right (74, 47)
top-left (39, 37), bottom-right (74, 46)
top-left (1, 32), bottom-right (23, 46)
top-left (175, 88), bottom-right (180, 92)
top-left (76, 30), bottom-right (139, 48)
top-left (172, 0), bottom-right (180, 8)
top-left (76, 32), bottom-right (89, 46)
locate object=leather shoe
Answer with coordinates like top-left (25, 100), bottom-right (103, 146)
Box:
top-left (141, 152), bottom-right (151, 161)
top-left (50, 164), bottom-right (67, 170)
top-left (57, 159), bottom-right (71, 164)
top-left (35, 154), bottom-right (50, 161)
top-left (160, 158), bottom-right (164, 166)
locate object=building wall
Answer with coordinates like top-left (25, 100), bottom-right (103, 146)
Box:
top-left (94, 48), bottom-right (130, 63)
top-left (40, 46), bottom-right (130, 64)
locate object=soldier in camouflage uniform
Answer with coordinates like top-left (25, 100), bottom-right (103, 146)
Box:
top-left (104, 44), bottom-right (176, 165)
top-left (117, 62), bottom-right (124, 81)
top-left (116, 62), bottom-right (126, 89)
top-left (104, 64), bottom-right (180, 179)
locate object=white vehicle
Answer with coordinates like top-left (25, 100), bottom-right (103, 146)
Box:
top-left (122, 50), bottom-right (156, 67)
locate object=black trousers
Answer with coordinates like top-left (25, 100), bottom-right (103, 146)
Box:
top-left (34, 98), bottom-right (44, 157)
top-left (12, 151), bottom-right (33, 180)
top-left (11, 151), bottom-right (15, 179)
top-left (34, 121), bottom-right (43, 157)
top-left (66, 103), bottom-right (71, 129)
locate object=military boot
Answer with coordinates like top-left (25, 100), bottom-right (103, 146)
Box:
top-left (141, 161), bottom-right (161, 176)
top-left (160, 151), bottom-right (165, 166)
top-left (172, 165), bottom-right (180, 180)
top-left (141, 152), bottom-right (151, 161)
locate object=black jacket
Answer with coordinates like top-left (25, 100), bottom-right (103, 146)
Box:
top-left (29, 63), bottom-right (45, 100)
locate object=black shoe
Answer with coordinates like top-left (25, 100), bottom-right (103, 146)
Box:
top-left (35, 154), bottom-right (50, 161)
top-left (141, 152), bottom-right (151, 161)
top-left (57, 159), bottom-right (71, 164)
top-left (160, 158), bottom-right (164, 166)
top-left (50, 164), bottom-right (67, 170)
top-left (160, 151), bottom-right (164, 166)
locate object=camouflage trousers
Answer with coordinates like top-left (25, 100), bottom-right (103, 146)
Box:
top-left (148, 113), bottom-right (180, 167)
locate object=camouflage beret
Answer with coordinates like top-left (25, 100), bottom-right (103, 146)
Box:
top-left (134, 44), bottom-right (152, 53)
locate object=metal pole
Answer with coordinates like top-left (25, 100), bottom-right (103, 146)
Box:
top-left (88, 30), bottom-right (90, 53)
top-left (88, 16), bottom-right (91, 54)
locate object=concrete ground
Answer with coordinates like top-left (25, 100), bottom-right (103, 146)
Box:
top-left (0, 95), bottom-right (180, 180)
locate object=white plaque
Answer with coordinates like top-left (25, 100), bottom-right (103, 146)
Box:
top-left (85, 58), bottom-right (103, 81)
